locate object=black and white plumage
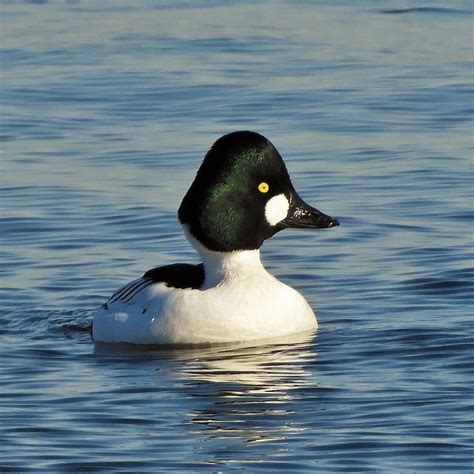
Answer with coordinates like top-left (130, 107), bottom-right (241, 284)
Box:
top-left (103, 264), bottom-right (205, 308)
top-left (93, 132), bottom-right (339, 345)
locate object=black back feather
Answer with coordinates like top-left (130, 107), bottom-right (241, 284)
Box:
top-left (143, 263), bottom-right (205, 289)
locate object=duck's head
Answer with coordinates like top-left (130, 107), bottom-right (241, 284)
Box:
top-left (178, 131), bottom-right (339, 252)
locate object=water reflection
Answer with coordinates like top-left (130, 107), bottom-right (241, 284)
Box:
top-left (176, 332), bottom-right (315, 387)
top-left (174, 332), bottom-right (317, 445)
top-left (95, 332), bottom-right (317, 446)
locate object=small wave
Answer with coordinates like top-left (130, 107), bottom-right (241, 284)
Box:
top-left (380, 7), bottom-right (472, 15)
top-left (0, 307), bottom-right (93, 343)
top-left (399, 267), bottom-right (474, 297)
top-left (401, 277), bottom-right (473, 297)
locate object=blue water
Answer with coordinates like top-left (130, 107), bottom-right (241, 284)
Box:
top-left (1, 0), bottom-right (473, 471)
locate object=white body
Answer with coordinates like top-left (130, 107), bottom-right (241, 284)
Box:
top-left (93, 243), bottom-right (317, 345)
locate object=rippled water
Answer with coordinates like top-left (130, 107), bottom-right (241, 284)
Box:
top-left (1, 1), bottom-right (473, 471)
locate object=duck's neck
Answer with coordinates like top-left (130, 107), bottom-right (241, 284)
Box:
top-left (183, 226), bottom-right (265, 288)
top-left (201, 248), bottom-right (265, 288)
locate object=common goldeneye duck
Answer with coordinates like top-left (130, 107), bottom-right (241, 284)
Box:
top-left (93, 131), bottom-right (339, 345)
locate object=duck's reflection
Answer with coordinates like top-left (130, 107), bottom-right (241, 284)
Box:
top-left (94, 331), bottom-right (319, 446)
top-left (172, 331), bottom-right (318, 445)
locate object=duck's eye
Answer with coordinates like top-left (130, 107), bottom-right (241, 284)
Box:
top-left (258, 182), bottom-right (269, 193)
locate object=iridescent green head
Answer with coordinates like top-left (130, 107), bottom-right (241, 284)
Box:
top-left (178, 131), bottom-right (339, 252)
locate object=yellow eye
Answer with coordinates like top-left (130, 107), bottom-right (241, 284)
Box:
top-left (258, 182), bottom-right (269, 193)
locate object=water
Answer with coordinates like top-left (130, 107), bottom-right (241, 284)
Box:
top-left (1, 0), bottom-right (473, 471)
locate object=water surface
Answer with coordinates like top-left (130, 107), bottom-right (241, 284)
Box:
top-left (1, 1), bottom-right (473, 471)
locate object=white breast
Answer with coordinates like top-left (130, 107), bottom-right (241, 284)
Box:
top-left (159, 270), bottom-right (316, 344)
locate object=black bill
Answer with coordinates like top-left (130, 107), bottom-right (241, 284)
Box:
top-left (281, 193), bottom-right (339, 229)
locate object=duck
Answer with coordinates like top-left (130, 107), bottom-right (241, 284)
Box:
top-left (93, 131), bottom-right (339, 345)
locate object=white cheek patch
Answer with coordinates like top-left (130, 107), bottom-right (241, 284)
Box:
top-left (264, 193), bottom-right (290, 226)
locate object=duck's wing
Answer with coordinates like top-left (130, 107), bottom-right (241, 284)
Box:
top-left (103, 263), bottom-right (205, 308)
top-left (105, 277), bottom-right (155, 306)
top-left (143, 263), bottom-right (204, 289)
